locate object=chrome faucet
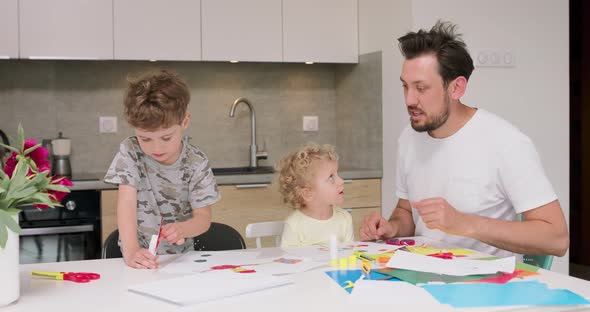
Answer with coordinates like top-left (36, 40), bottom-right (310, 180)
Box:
top-left (229, 97), bottom-right (268, 168)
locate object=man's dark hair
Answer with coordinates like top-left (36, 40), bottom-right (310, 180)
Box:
top-left (398, 21), bottom-right (474, 88)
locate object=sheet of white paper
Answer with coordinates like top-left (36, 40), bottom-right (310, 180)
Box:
top-left (159, 250), bottom-right (268, 274)
top-left (283, 241), bottom-right (401, 262)
top-left (340, 241), bottom-right (403, 254)
top-left (128, 271), bottom-right (293, 306)
top-left (386, 250), bottom-right (515, 276)
top-left (242, 258), bottom-right (327, 276)
top-left (348, 279), bottom-right (445, 308)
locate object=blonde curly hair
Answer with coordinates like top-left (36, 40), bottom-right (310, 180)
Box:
top-left (276, 143), bottom-right (339, 209)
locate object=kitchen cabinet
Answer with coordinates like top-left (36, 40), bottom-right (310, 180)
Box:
top-left (19, 0), bottom-right (113, 59)
top-left (0, 0), bottom-right (18, 58)
top-left (201, 0), bottom-right (282, 62)
top-left (113, 0), bottom-right (201, 61)
top-left (215, 178), bottom-right (380, 248)
top-left (282, 0), bottom-right (358, 63)
top-left (100, 179), bottom-right (380, 249)
top-left (101, 190), bottom-right (118, 246)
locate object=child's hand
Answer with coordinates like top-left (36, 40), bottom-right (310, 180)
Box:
top-left (125, 248), bottom-right (159, 269)
top-left (161, 223), bottom-right (186, 245)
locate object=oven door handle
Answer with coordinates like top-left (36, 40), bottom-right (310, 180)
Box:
top-left (20, 225), bottom-right (94, 236)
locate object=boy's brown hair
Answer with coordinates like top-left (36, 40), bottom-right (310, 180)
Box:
top-left (276, 143), bottom-right (339, 209)
top-left (123, 70), bottom-right (190, 130)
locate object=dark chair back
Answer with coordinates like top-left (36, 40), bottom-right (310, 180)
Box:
top-left (193, 222), bottom-right (246, 251)
top-left (102, 229), bottom-right (123, 259)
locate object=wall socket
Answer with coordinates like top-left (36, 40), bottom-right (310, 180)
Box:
top-left (99, 116), bottom-right (118, 133)
top-left (476, 49), bottom-right (515, 67)
top-left (303, 116), bottom-right (319, 131)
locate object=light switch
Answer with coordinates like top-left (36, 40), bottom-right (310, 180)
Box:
top-left (99, 116), bottom-right (118, 133)
top-left (303, 116), bottom-right (319, 131)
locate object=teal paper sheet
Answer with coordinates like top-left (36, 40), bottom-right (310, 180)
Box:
top-left (423, 281), bottom-right (590, 308)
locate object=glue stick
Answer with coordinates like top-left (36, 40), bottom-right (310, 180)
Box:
top-left (329, 234), bottom-right (338, 266)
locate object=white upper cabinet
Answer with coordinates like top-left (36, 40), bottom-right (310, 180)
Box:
top-left (201, 0), bottom-right (282, 62)
top-left (114, 0), bottom-right (201, 61)
top-left (19, 0), bottom-right (113, 59)
top-left (283, 0), bottom-right (358, 63)
top-left (0, 0), bottom-right (18, 58)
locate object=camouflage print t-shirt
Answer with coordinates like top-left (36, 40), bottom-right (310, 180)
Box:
top-left (104, 136), bottom-right (220, 254)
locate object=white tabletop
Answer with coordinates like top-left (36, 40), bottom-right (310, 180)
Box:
top-left (8, 242), bottom-right (590, 312)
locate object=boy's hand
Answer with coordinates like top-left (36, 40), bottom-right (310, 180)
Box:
top-left (125, 248), bottom-right (158, 269)
top-left (161, 223), bottom-right (186, 245)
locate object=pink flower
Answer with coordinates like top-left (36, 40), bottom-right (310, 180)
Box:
top-left (3, 154), bottom-right (16, 177)
top-left (25, 139), bottom-right (50, 170)
top-left (34, 176), bottom-right (74, 209)
top-left (3, 138), bottom-right (50, 177)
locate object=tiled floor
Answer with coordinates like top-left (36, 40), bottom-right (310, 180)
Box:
top-left (570, 263), bottom-right (590, 281)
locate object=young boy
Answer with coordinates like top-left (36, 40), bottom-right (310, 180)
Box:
top-left (276, 143), bottom-right (354, 247)
top-left (104, 70), bottom-right (220, 269)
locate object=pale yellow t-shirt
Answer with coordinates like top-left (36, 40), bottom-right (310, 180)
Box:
top-left (280, 206), bottom-right (354, 247)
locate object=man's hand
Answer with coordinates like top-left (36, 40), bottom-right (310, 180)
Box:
top-left (359, 212), bottom-right (398, 241)
top-left (413, 198), bottom-right (471, 235)
top-left (125, 248), bottom-right (158, 269)
top-left (161, 223), bottom-right (186, 245)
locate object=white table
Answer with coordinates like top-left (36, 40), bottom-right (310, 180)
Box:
top-left (7, 241), bottom-right (590, 312)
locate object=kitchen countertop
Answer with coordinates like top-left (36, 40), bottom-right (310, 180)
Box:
top-left (69, 167), bottom-right (382, 191)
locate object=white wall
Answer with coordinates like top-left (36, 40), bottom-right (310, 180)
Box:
top-left (358, 0), bottom-right (411, 223)
top-left (360, 0), bottom-right (570, 274)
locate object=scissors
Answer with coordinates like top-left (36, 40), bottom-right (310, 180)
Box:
top-left (361, 260), bottom-right (371, 280)
top-left (31, 271), bottom-right (101, 283)
top-left (386, 238), bottom-right (415, 246)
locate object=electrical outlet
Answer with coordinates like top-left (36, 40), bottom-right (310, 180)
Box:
top-left (476, 49), bottom-right (515, 67)
top-left (303, 116), bottom-right (319, 131)
top-left (99, 116), bottom-right (118, 133)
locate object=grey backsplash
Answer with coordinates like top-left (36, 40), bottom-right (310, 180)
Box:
top-left (0, 52), bottom-right (382, 174)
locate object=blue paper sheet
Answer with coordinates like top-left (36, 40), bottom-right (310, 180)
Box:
top-left (325, 269), bottom-right (400, 293)
top-left (423, 281), bottom-right (590, 308)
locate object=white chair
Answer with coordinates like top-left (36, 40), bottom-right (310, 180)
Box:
top-left (245, 221), bottom-right (285, 248)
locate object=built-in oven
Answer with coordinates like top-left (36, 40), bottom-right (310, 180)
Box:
top-left (19, 189), bottom-right (101, 264)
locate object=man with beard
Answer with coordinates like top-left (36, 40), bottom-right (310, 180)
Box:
top-left (360, 21), bottom-right (569, 259)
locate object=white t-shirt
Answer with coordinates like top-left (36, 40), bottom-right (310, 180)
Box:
top-left (280, 206), bottom-right (354, 247)
top-left (395, 109), bottom-right (557, 257)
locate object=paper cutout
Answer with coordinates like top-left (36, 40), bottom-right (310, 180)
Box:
top-left (386, 250), bottom-right (515, 276)
top-left (423, 281), bottom-right (590, 308)
top-left (325, 269), bottom-right (399, 293)
top-left (407, 246), bottom-right (475, 256)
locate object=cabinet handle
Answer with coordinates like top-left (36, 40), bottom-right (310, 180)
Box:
top-left (344, 208), bottom-right (353, 213)
top-left (235, 184), bottom-right (269, 189)
top-left (343, 179), bottom-right (353, 184)
top-left (20, 225), bottom-right (94, 236)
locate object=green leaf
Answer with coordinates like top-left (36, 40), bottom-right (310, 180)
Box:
top-left (7, 159), bottom-right (28, 194)
top-left (4, 208), bottom-right (21, 215)
top-left (24, 143), bottom-right (41, 156)
top-left (45, 184), bottom-right (71, 192)
top-left (0, 142), bottom-right (18, 153)
top-left (17, 124), bottom-right (25, 152)
top-left (0, 210), bottom-right (21, 235)
top-left (10, 186), bottom-right (38, 199)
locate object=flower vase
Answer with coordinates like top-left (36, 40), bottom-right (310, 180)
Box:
top-left (0, 215), bottom-right (19, 307)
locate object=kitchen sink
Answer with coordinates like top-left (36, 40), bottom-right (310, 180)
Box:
top-left (211, 166), bottom-right (274, 175)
